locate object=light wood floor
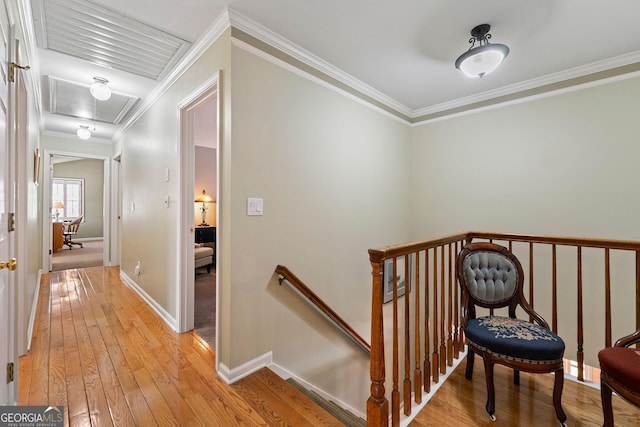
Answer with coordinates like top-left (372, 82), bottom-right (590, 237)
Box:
top-left (19, 266), bottom-right (640, 426)
top-left (19, 266), bottom-right (346, 427)
top-left (410, 357), bottom-right (640, 427)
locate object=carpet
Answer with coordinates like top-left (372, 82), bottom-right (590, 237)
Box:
top-left (194, 268), bottom-right (216, 348)
top-left (52, 239), bottom-right (103, 271)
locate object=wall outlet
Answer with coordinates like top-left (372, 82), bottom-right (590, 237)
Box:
top-left (135, 261), bottom-right (141, 276)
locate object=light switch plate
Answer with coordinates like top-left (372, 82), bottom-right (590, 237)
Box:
top-left (247, 197), bottom-right (263, 216)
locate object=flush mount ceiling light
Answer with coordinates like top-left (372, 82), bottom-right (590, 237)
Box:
top-left (76, 125), bottom-right (91, 140)
top-left (89, 76), bottom-right (111, 100)
top-left (455, 24), bottom-right (510, 78)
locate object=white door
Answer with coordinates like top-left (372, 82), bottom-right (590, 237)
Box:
top-left (0, 0), bottom-right (16, 405)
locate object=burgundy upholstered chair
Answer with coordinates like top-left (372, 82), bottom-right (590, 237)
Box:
top-left (598, 329), bottom-right (640, 426)
top-left (457, 242), bottom-right (567, 425)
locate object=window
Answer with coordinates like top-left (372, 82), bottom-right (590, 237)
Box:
top-left (52, 178), bottom-right (84, 220)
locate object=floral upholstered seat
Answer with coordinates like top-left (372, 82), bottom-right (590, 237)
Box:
top-left (457, 242), bottom-right (566, 425)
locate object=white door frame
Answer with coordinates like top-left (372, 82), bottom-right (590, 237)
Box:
top-left (177, 74), bottom-right (219, 336)
top-left (111, 153), bottom-right (122, 267)
top-left (13, 56), bottom-right (29, 357)
top-left (42, 150), bottom-right (111, 272)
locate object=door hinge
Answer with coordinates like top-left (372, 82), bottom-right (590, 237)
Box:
top-left (6, 362), bottom-right (14, 383)
top-left (8, 212), bottom-right (15, 232)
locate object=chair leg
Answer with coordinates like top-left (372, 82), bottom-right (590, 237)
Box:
top-left (483, 357), bottom-right (496, 420)
top-left (465, 350), bottom-right (474, 380)
top-left (601, 379), bottom-right (614, 427)
top-left (553, 369), bottom-right (567, 425)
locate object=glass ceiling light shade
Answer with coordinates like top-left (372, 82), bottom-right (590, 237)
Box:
top-left (76, 125), bottom-right (91, 140)
top-left (89, 76), bottom-right (111, 100)
top-left (455, 24), bottom-right (509, 78)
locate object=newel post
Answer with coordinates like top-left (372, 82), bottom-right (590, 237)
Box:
top-left (368, 250), bottom-right (389, 426)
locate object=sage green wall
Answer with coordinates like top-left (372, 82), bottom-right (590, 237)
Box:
top-left (411, 76), bottom-right (640, 366)
top-left (229, 46), bottom-right (411, 410)
top-left (53, 159), bottom-right (104, 238)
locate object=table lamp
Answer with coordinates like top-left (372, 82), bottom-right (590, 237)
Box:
top-left (194, 189), bottom-right (214, 226)
top-left (53, 200), bottom-right (65, 221)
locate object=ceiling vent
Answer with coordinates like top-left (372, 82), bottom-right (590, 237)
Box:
top-left (32, 0), bottom-right (191, 80)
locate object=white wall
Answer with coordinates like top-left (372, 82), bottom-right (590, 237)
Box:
top-left (228, 46), bottom-right (412, 411)
top-left (410, 76), bottom-right (640, 365)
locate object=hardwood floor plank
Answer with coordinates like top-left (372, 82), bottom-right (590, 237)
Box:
top-left (410, 356), bottom-right (640, 426)
top-left (131, 367), bottom-right (180, 426)
top-left (234, 368), bottom-right (344, 427)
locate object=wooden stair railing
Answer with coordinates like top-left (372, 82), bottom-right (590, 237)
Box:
top-left (276, 264), bottom-right (371, 355)
top-left (368, 231), bottom-right (640, 426)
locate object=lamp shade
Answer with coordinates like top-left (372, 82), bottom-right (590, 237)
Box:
top-left (53, 200), bottom-right (65, 209)
top-left (194, 190), bottom-right (214, 203)
top-left (90, 77), bottom-right (111, 100)
top-left (455, 24), bottom-right (509, 78)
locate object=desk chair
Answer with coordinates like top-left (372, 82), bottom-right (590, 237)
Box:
top-left (63, 216), bottom-right (83, 249)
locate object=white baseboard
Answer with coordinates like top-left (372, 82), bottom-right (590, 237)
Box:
top-left (26, 269), bottom-right (43, 351)
top-left (119, 271), bottom-right (177, 331)
top-left (217, 352), bottom-right (273, 385)
top-left (268, 362), bottom-right (367, 420)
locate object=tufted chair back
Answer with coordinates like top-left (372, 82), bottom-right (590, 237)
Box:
top-left (455, 242), bottom-right (566, 424)
top-left (461, 249), bottom-right (519, 306)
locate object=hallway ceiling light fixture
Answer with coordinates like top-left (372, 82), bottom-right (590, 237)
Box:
top-left (89, 77), bottom-right (112, 100)
top-left (195, 189), bottom-right (214, 226)
top-left (455, 24), bottom-right (509, 78)
top-left (76, 125), bottom-right (91, 140)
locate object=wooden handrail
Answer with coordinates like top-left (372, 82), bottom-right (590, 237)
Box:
top-left (467, 231), bottom-right (640, 251)
top-left (275, 265), bottom-right (371, 355)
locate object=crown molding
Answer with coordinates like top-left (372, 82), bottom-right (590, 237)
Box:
top-left (113, 8), bottom-right (231, 142)
top-left (227, 9), bottom-right (413, 118)
top-left (413, 50), bottom-right (640, 119)
top-left (229, 9), bottom-right (640, 124)
top-left (113, 7), bottom-right (640, 141)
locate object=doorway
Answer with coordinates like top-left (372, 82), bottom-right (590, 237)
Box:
top-left (178, 76), bottom-right (219, 350)
top-left (43, 152), bottom-right (110, 272)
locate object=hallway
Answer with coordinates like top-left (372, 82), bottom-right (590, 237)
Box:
top-left (18, 267), bottom-right (266, 426)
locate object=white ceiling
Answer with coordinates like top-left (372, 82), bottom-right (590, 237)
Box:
top-left (28, 0), bottom-right (640, 142)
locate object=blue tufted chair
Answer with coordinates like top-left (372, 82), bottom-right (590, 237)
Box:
top-left (457, 242), bottom-right (567, 425)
